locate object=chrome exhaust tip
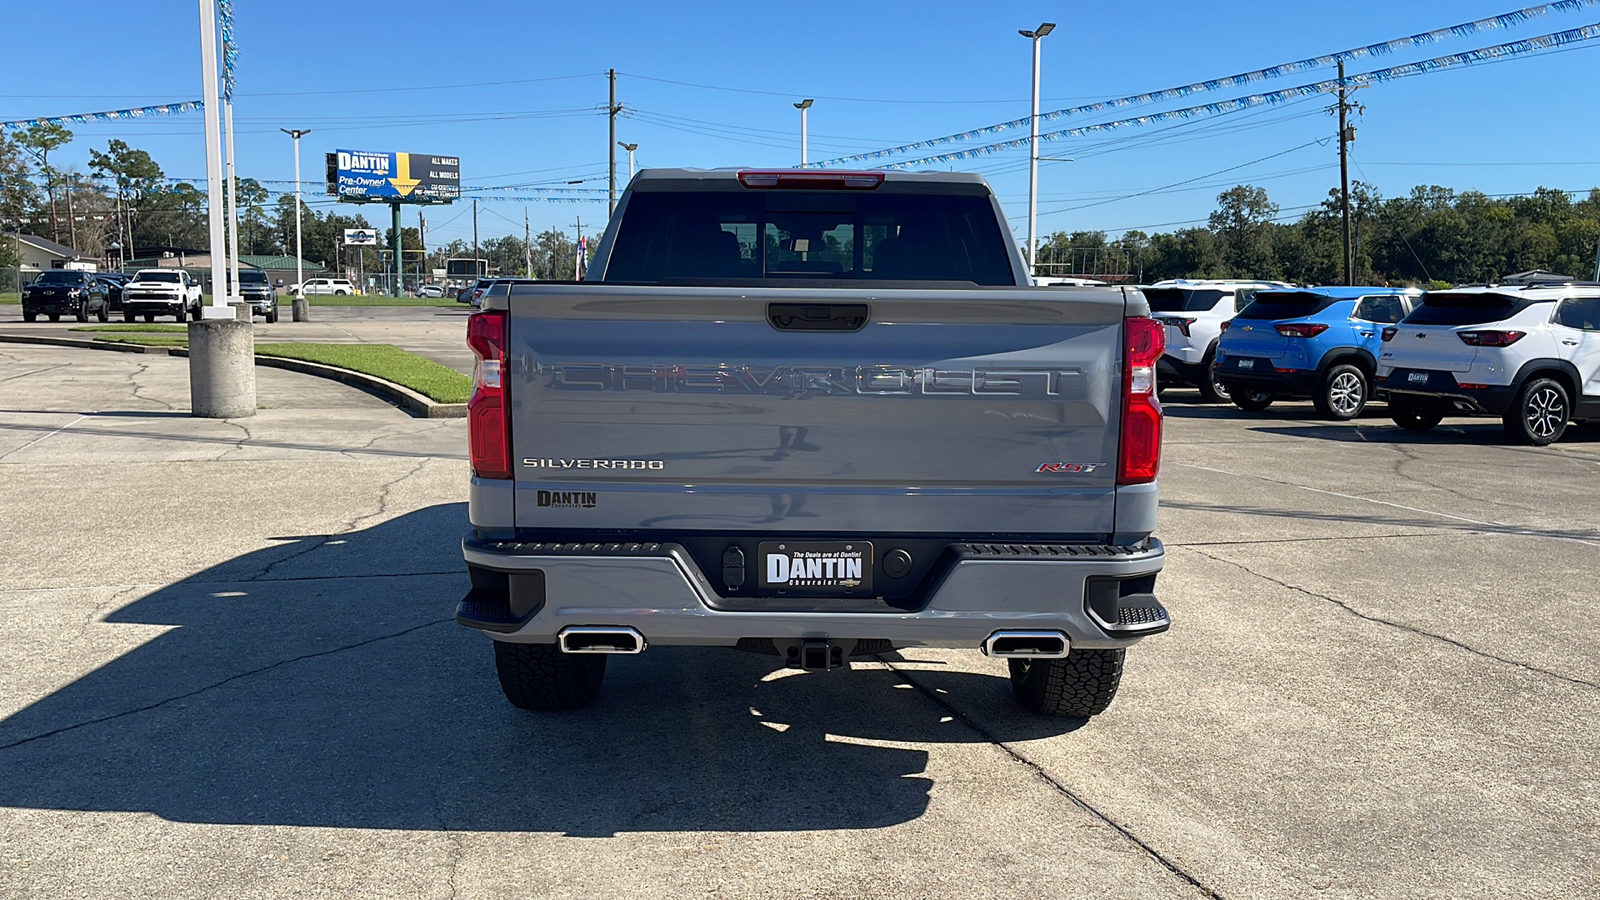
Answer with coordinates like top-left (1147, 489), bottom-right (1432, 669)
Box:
top-left (982, 630), bottom-right (1070, 659)
top-left (558, 626), bottom-right (646, 654)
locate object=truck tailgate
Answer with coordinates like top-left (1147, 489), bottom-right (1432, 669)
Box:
top-left (507, 285), bottom-right (1129, 536)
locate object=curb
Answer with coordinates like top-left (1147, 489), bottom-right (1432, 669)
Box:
top-left (0, 334), bottom-right (467, 419)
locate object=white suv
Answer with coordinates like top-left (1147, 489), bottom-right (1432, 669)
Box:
top-left (1377, 283), bottom-right (1600, 445)
top-left (1143, 279), bottom-right (1293, 402)
top-left (290, 277), bottom-right (358, 296)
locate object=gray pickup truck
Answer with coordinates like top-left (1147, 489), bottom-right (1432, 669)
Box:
top-left (457, 168), bottom-right (1170, 718)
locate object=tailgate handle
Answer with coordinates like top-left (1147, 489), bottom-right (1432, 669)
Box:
top-left (767, 303), bottom-right (869, 332)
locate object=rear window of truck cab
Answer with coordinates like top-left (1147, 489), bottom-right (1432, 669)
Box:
top-left (602, 190), bottom-right (1015, 285)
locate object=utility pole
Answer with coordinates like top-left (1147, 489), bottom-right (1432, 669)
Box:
top-left (418, 208), bottom-right (427, 289)
top-left (619, 142), bottom-right (638, 180)
top-left (1020, 22), bottom-right (1055, 279)
top-left (1338, 60), bottom-right (1355, 287)
top-left (608, 68), bottom-right (622, 218)
top-left (524, 207), bottom-right (532, 277)
top-left (280, 128), bottom-right (311, 297)
top-left (572, 216), bottom-right (583, 280)
top-left (794, 99), bottom-right (813, 166)
top-left (65, 173), bottom-right (77, 250)
top-left (472, 199), bottom-right (479, 272)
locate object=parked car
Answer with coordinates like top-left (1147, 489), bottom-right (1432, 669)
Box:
top-left (289, 277), bottom-right (358, 296)
top-left (95, 273), bottom-right (131, 312)
top-left (463, 277), bottom-right (497, 308)
top-left (1144, 279), bottom-right (1294, 402)
top-left (122, 269), bottom-right (203, 322)
top-left (1377, 282), bottom-right (1600, 445)
top-left (415, 284), bottom-right (446, 298)
top-left (21, 269), bottom-right (110, 322)
top-left (1214, 287), bottom-right (1421, 418)
top-left (233, 269), bottom-right (279, 323)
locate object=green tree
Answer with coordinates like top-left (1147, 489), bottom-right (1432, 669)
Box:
top-left (14, 123), bottom-right (73, 243)
top-left (1208, 185), bottom-right (1279, 278)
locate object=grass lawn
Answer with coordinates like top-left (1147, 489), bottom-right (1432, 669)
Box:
top-left (86, 335), bottom-right (472, 403)
top-left (71, 324), bottom-right (188, 333)
top-left (93, 334), bottom-right (190, 347)
top-left (0, 293), bottom-right (17, 305)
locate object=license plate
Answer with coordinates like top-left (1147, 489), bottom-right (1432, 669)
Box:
top-left (758, 541), bottom-right (873, 594)
top-left (1408, 372), bottom-right (1428, 383)
top-left (1236, 359), bottom-right (1254, 370)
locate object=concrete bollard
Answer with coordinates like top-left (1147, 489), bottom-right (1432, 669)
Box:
top-left (188, 319), bottom-right (256, 418)
top-left (233, 302), bottom-right (252, 322)
top-left (292, 295), bottom-right (309, 322)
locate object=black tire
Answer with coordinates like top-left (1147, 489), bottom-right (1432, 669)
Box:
top-left (1502, 377), bottom-right (1570, 446)
top-left (75, 301), bottom-right (89, 323)
top-left (23, 311), bottom-right (36, 322)
top-left (1314, 363), bottom-right (1368, 420)
top-left (176, 309), bottom-right (188, 323)
top-left (124, 311), bottom-right (136, 323)
top-left (265, 307), bottom-right (279, 324)
top-left (1009, 649), bottom-right (1125, 718)
top-left (493, 641), bottom-right (606, 711)
top-left (96, 302), bottom-right (109, 322)
top-left (334, 290), bottom-right (348, 296)
top-left (1390, 402), bottom-right (1443, 432)
top-left (1196, 353), bottom-right (1229, 403)
top-left (1230, 389), bottom-right (1274, 411)
top-left (143, 313), bottom-right (155, 323)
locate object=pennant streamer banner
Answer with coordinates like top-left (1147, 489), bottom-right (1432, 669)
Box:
top-left (864, 22), bottom-right (1600, 170)
top-left (815, 1), bottom-right (1600, 168)
top-left (1, 101), bottom-right (203, 131)
top-left (219, 0), bottom-right (237, 103)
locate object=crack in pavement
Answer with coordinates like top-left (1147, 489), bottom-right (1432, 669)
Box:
top-left (431, 780), bottom-right (465, 900)
top-left (248, 458), bottom-right (431, 581)
top-left (1178, 545), bottom-right (1600, 693)
top-left (0, 617), bottom-right (453, 753)
top-left (127, 361), bottom-right (176, 411)
top-left (0, 363), bottom-right (70, 384)
top-left (338, 419), bottom-right (454, 461)
top-left (877, 657), bottom-right (1226, 900)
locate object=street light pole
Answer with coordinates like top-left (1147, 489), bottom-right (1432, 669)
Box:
top-left (794, 99), bottom-right (813, 167)
top-left (280, 128), bottom-right (310, 297)
top-left (1019, 22), bottom-right (1054, 279)
top-left (619, 142), bottom-right (637, 180)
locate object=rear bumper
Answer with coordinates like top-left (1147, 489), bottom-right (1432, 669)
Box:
top-left (458, 536), bottom-right (1168, 650)
top-left (1379, 370), bottom-right (1515, 416)
top-left (1217, 364), bottom-right (1318, 397)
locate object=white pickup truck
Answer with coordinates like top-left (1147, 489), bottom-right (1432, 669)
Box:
top-left (121, 269), bottom-right (203, 323)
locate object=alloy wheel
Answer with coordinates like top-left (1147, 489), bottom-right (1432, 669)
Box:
top-left (1329, 371), bottom-right (1365, 417)
top-left (1525, 387), bottom-right (1566, 439)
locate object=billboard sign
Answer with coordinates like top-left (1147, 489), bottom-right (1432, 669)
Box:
top-left (344, 228), bottom-right (380, 246)
top-left (328, 150), bottom-right (460, 203)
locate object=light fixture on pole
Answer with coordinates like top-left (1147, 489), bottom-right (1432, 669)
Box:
top-left (618, 142), bottom-right (638, 179)
top-left (1019, 22), bottom-right (1054, 279)
top-left (794, 99), bottom-right (814, 167)
top-left (280, 128), bottom-right (310, 297)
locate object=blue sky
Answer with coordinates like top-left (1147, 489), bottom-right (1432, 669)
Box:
top-left (8, 0), bottom-right (1600, 250)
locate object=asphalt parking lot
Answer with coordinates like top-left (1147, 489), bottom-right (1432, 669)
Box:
top-left (0, 333), bottom-right (1596, 899)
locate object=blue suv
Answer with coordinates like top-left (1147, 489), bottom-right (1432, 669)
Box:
top-left (1213, 287), bottom-right (1420, 419)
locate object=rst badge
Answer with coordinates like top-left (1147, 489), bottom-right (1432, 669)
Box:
top-left (1037, 463), bottom-right (1105, 474)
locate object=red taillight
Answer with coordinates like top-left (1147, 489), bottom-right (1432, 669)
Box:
top-left (1119, 316), bottom-right (1164, 486)
top-left (467, 310), bottom-right (511, 480)
top-left (1275, 322), bottom-right (1329, 338)
top-left (1381, 327), bottom-right (1398, 342)
top-left (1456, 383), bottom-right (1488, 389)
top-left (1458, 330), bottom-right (1525, 347)
top-left (737, 170), bottom-right (885, 190)
top-left (1219, 321), bottom-right (1231, 334)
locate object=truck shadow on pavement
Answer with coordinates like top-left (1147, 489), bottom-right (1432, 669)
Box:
top-left (0, 503), bottom-right (1077, 835)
